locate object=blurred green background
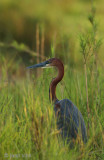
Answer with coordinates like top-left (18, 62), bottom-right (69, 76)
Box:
top-left (0, 1), bottom-right (104, 159)
top-left (0, 0), bottom-right (104, 69)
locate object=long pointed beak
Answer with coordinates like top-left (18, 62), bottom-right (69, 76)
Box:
top-left (27, 61), bottom-right (50, 69)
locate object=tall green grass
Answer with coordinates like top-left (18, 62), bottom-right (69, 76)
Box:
top-left (0, 59), bottom-right (104, 159)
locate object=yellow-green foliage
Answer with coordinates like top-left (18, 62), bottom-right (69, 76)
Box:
top-left (0, 0), bottom-right (104, 159)
top-left (0, 0), bottom-right (104, 65)
top-left (0, 58), bottom-right (104, 160)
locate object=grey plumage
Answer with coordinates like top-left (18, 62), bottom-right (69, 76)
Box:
top-left (54, 99), bottom-right (87, 144)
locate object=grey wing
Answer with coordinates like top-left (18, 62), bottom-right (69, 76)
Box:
top-left (54, 99), bottom-right (87, 143)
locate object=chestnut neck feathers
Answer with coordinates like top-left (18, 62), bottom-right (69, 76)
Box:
top-left (49, 59), bottom-right (64, 102)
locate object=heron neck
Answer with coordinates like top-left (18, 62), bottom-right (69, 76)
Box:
top-left (49, 63), bottom-right (64, 103)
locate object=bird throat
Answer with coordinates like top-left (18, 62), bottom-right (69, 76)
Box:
top-left (49, 80), bottom-right (57, 103)
top-left (49, 64), bottom-right (64, 103)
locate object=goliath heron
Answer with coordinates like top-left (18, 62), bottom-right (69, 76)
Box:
top-left (27, 58), bottom-right (87, 144)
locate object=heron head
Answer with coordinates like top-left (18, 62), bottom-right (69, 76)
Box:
top-left (27, 58), bottom-right (63, 69)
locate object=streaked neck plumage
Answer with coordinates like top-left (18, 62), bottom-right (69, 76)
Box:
top-left (49, 60), bottom-right (64, 103)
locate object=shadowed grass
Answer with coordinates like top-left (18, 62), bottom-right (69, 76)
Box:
top-left (0, 62), bottom-right (104, 159)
